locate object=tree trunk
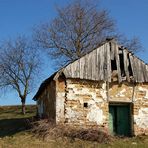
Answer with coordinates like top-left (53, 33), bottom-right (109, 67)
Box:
top-left (21, 98), bottom-right (26, 115)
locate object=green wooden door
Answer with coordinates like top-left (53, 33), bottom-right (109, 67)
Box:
top-left (117, 106), bottom-right (130, 136)
top-left (109, 106), bottom-right (116, 135)
top-left (109, 105), bottom-right (131, 136)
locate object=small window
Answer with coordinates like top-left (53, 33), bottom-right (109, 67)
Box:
top-left (84, 102), bottom-right (88, 108)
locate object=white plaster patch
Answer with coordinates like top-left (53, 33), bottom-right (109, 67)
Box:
top-left (65, 107), bottom-right (82, 121)
top-left (65, 107), bottom-right (76, 118)
top-left (100, 83), bottom-right (107, 100)
top-left (67, 92), bottom-right (77, 100)
top-left (88, 100), bottom-right (95, 105)
top-left (73, 87), bottom-right (90, 95)
top-left (67, 84), bottom-right (76, 88)
top-left (134, 108), bottom-right (148, 129)
top-left (87, 104), bottom-right (104, 124)
top-left (56, 92), bottom-right (65, 122)
top-left (115, 88), bottom-right (126, 97)
top-left (138, 87), bottom-right (148, 99)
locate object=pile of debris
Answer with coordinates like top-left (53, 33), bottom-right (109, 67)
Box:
top-left (30, 119), bottom-right (111, 143)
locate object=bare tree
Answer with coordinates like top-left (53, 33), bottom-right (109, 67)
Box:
top-left (33, 0), bottom-right (142, 66)
top-left (33, 0), bottom-right (115, 65)
top-left (0, 36), bottom-right (41, 114)
top-left (118, 36), bottom-right (143, 53)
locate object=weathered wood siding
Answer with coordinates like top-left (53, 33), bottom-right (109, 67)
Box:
top-left (37, 80), bottom-right (56, 120)
top-left (63, 41), bottom-right (148, 83)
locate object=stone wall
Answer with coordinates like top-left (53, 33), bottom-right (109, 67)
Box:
top-left (37, 76), bottom-right (148, 135)
top-left (133, 83), bottom-right (148, 135)
top-left (108, 81), bottom-right (148, 135)
top-left (109, 82), bottom-right (134, 102)
top-left (64, 79), bottom-right (108, 128)
top-left (55, 76), bottom-right (66, 123)
top-left (57, 78), bottom-right (148, 135)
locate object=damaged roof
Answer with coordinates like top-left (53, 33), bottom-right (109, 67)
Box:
top-left (33, 39), bottom-right (148, 100)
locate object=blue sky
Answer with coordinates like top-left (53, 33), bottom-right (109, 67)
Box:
top-left (0, 0), bottom-right (148, 105)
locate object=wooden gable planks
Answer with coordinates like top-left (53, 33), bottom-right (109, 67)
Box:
top-left (138, 59), bottom-right (143, 82)
top-left (104, 44), bottom-right (107, 80)
top-left (129, 53), bottom-right (136, 82)
top-left (69, 60), bottom-right (79, 78)
top-left (91, 49), bottom-right (97, 80)
top-left (74, 60), bottom-right (80, 78)
top-left (99, 45), bottom-right (105, 80)
top-left (104, 43), bottom-right (111, 82)
top-left (63, 41), bottom-right (148, 83)
top-left (135, 57), bottom-right (142, 82)
top-left (146, 65), bottom-right (148, 82)
top-left (96, 46), bottom-right (101, 80)
top-left (110, 42), bottom-right (115, 60)
top-left (140, 60), bottom-right (145, 82)
top-left (115, 43), bottom-right (122, 83)
top-left (95, 47), bottom-right (99, 80)
top-left (123, 49), bottom-right (130, 82)
top-left (79, 56), bottom-right (85, 79)
top-left (141, 62), bottom-right (147, 82)
top-left (63, 64), bottom-right (71, 78)
top-left (145, 65), bottom-right (148, 82)
top-left (106, 43), bottom-right (111, 82)
top-left (84, 54), bottom-right (88, 79)
top-left (87, 51), bottom-right (93, 80)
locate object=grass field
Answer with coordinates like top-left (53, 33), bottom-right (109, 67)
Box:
top-left (0, 105), bottom-right (148, 148)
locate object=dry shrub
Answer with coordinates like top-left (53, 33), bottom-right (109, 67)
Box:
top-left (30, 119), bottom-right (111, 143)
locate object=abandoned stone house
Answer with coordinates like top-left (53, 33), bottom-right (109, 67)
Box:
top-left (33, 39), bottom-right (148, 136)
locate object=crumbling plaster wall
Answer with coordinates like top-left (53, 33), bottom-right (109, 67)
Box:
top-left (64, 79), bottom-right (108, 128)
top-left (109, 82), bottom-right (134, 102)
top-left (109, 82), bottom-right (148, 135)
top-left (55, 77), bottom-right (148, 135)
top-left (133, 84), bottom-right (148, 135)
top-left (56, 77), bottom-right (66, 123)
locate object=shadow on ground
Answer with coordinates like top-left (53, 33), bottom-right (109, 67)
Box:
top-left (0, 105), bottom-right (36, 138)
top-left (0, 118), bottom-right (28, 137)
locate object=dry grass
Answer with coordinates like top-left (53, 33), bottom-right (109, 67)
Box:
top-left (0, 105), bottom-right (148, 148)
top-left (31, 119), bottom-right (111, 143)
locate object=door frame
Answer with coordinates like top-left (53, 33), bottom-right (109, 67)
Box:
top-left (109, 102), bottom-right (133, 136)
